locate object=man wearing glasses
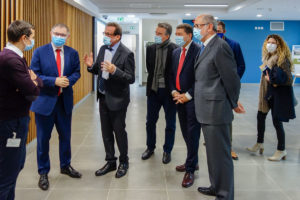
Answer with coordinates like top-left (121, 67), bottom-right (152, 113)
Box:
top-left (84, 22), bottom-right (135, 179)
top-left (30, 24), bottom-right (81, 191)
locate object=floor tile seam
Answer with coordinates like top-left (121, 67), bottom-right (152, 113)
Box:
top-left (257, 164), bottom-right (293, 200)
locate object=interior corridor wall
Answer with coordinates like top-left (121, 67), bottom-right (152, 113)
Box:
top-left (1, 0), bottom-right (93, 144)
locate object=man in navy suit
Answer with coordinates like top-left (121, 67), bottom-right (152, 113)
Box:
top-left (170, 24), bottom-right (201, 188)
top-left (217, 21), bottom-right (246, 160)
top-left (30, 24), bottom-right (81, 191)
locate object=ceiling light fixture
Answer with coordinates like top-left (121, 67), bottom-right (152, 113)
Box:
top-left (185, 13), bottom-right (191, 16)
top-left (256, 14), bottom-right (263, 17)
top-left (214, 16), bottom-right (219, 20)
top-left (184, 4), bottom-right (228, 7)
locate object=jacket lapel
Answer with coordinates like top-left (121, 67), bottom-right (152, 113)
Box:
top-left (48, 43), bottom-right (59, 76)
top-left (195, 35), bottom-right (217, 70)
top-left (181, 41), bottom-right (195, 71)
top-left (63, 46), bottom-right (69, 75)
top-left (111, 43), bottom-right (122, 64)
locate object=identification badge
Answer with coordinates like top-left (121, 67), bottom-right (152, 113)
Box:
top-left (6, 132), bottom-right (21, 148)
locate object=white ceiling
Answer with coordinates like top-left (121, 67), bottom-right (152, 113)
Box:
top-left (65, 0), bottom-right (300, 22)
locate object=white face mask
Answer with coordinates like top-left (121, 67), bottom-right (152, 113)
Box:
top-left (266, 43), bottom-right (277, 53)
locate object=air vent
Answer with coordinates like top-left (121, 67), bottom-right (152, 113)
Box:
top-left (149, 13), bottom-right (168, 15)
top-left (130, 3), bottom-right (152, 9)
top-left (270, 22), bottom-right (284, 31)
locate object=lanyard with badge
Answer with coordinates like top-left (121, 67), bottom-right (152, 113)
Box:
top-left (6, 131), bottom-right (21, 148)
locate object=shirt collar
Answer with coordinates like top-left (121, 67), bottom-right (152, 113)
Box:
top-left (111, 41), bottom-right (121, 51)
top-left (51, 42), bottom-right (64, 53)
top-left (203, 33), bottom-right (217, 47)
top-left (182, 40), bottom-right (192, 52)
top-left (5, 42), bottom-right (23, 58)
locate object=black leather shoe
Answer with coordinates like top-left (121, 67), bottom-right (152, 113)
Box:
top-left (197, 186), bottom-right (217, 196)
top-left (162, 152), bottom-right (171, 164)
top-left (38, 174), bottom-right (49, 191)
top-left (115, 163), bottom-right (129, 178)
top-left (141, 149), bottom-right (154, 160)
top-left (95, 162), bottom-right (117, 176)
top-left (61, 165), bottom-right (82, 178)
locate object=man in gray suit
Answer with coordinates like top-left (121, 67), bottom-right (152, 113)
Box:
top-left (84, 22), bottom-right (135, 179)
top-left (193, 15), bottom-right (245, 200)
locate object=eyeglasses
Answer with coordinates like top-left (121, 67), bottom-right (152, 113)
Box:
top-left (194, 23), bottom-right (208, 29)
top-left (103, 32), bottom-right (115, 37)
top-left (52, 32), bottom-right (68, 37)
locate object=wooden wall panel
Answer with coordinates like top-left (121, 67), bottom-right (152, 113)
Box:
top-left (1, 0), bottom-right (93, 144)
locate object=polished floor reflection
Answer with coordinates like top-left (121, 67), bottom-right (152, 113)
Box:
top-left (16, 84), bottom-right (300, 200)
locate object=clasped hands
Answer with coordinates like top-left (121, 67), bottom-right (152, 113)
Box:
top-left (55, 76), bottom-right (69, 88)
top-left (172, 91), bottom-right (189, 104)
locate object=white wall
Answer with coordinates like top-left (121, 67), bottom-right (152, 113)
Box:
top-left (138, 19), bottom-right (182, 85)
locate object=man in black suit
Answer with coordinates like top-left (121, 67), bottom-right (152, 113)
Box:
top-left (141, 23), bottom-right (178, 164)
top-left (170, 24), bottom-right (201, 188)
top-left (84, 22), bottom-right (135, 178)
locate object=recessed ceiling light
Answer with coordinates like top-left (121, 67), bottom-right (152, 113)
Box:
top-left (256, 14), bottom-right (263, 17)
top-left (127, 14), bottom-right (135, 18)
top-left (185, 13), bottom-right (191, 16)
top-left (184, 4), bottom-right (228, 7)
top-left (214, 16), bottom-right (219, 20)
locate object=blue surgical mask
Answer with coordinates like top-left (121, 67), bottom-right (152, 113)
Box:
top-left (154, 36), bottom-right (162, 44)
top-left (103, 36), bottom-right (112, 46)
top-left (24, 39), bottom-right (34, 51)
top-left (175, 36), bottom-right (185, 47)
top-left (52, 36), bottom-right (66, 47)
top-left (193, 28), bottom-right (202, 41)
top-left (217, 33), bottom-right (224, 38)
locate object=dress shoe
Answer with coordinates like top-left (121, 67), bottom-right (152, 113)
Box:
top-left (162, 152), bottom-right (171, 164)
top-left (95, 162), bottom-right (117, 176)
top-left (141, 149), bottom-right (154, 160)
top-left (61, 165), bottom-right (82, 178)
top-left (182, 172), bottom-right (194, 188)
top-left (197, 186), bottom-right (216, 196)
top-left (115, 163), bottom-right (129, 178)
top-left (268, 150), bottom-right (287, 161)
top-left (38, 174), bottom-right (49, 191)
top-left (231, 150), bottom-right (239, 160)
top-left (175, 164), bottom-right (199, 172)
top-left (246, 143), bottom-right (264, 154)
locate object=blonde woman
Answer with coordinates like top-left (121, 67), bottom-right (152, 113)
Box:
top-left (247, 34), bottom-right (296, 161)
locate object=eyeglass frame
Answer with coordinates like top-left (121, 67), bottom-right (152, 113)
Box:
top-left (52, 31), bottom-right (68, 38)
top-left (193, 23), bottom-right (209, 29)
top-left (103, 32), bottom-right (116, 37)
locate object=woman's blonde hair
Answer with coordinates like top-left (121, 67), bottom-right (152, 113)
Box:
top-left (262, 34), bottom-right (293, 71)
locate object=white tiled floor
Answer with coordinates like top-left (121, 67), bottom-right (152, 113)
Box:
top-left (15, 83), bottom-right (300, 200)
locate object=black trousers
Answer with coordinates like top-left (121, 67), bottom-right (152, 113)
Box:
top-left (257, 111), bottom-right (285, 151)
top-left (177, 100), bottom-right (201, 173)
top-left (99, 95), bottom-right (128, 164)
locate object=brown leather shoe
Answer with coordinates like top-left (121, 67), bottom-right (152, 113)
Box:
top-left (182, 172), bottom-right (194, 188)
top-left (175, 164), bottom-right (199, 172)
top-left (231, 150), bottom-right (239, 160)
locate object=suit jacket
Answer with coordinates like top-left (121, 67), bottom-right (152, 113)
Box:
top-left (146, 42), bottom-right (178, 96)
top-left (30, 43), bottom-right (81, 116)
top-left (224, 37), bottom-right (246, 78)
top-left (194, 35), bottom-right (240, 125)
top-left (87, 43), bottom-right (135, 111)
top-left (170, 41), bottom-right (200, 98)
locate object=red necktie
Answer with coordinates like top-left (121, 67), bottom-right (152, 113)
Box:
top-left (56, 49), bottom-right (61, 96)
top-left (176, 48), bottom-right (186, 91)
